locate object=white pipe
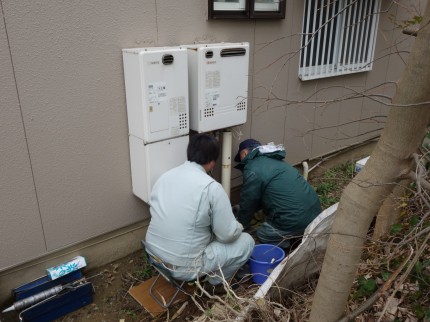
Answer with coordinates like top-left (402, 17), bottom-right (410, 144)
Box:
top-left (221, 131), bottom-right (232, 197)
top-left (302, 161), bottom-right (309, 181)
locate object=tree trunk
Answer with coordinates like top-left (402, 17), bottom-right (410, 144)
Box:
top-left (372, 179), bottom-right (409, 240)
top-left (309, 2), bottom-right (430, 321)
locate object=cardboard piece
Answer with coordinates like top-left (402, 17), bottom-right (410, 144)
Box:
top-left (128, 276), bottom-right (191, 317)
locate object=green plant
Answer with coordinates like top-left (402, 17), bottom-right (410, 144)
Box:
top-left (381, 271), bottom-right (391, 282)
top-left (389, 13), bottom-right (423, 29)
top-left (121, 308), bottom-right (138, 321)
top-left (204, 308), bottom-right (213, 317)
top-left (353, 276), bottom-right (377, 299)
top-left (133, 260), bottom-right (156, 280)
top-left (311, 161), bottom-right (354, 208)
top-left (412, 302), bottom-right (427, 320)
top-left (390, 222), bottom-right (404, 235)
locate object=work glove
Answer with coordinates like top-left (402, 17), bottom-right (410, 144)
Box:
top-left (250, 209), bottom-right (266, 226)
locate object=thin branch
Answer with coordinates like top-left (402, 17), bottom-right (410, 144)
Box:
top-left (170, 301), bottom-right (188, 321)
top-left (406, 170), bottom-right (430, 191)
top-left (377, 232), bottom-right (430, 322)
top-left (337, 245), bottom-right (413, 322)
top-left (401, 225), bottom-right (430, 246)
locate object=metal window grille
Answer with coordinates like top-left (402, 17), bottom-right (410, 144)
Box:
top-left (299, 0), bottom-right (381, 81)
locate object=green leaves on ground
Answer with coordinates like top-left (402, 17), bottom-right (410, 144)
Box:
top-left (311, 161), bottom-right (355, 208)
top-left (353, 276), bottom-right (377, 299)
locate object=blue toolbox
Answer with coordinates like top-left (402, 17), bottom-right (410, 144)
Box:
top-left (7, 269), bottom-right (93, 322)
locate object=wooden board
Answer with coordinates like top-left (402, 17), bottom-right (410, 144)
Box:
top-left (128, 276), bottom-right (190, 317)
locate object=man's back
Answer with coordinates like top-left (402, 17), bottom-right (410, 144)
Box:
top-left (144, 133), bottom-right (254, 285)
top-left (238, 148), bottom-right (321, 234)
top-left (250, 155), bottom-right (320, 233)
top-left (145, 161), bottom-right (214, 267)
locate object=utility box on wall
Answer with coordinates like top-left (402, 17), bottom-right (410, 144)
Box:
top-left (122, 47), bottom-right (189, 143)
top-left (122, 47), bottom-right (189, 202)
top-left (185, 42), bottom-right (250, 133)
top-left (128, 135), bottom-right (188, 202)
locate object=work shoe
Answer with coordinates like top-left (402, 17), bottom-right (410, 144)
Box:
top-left (235, 263), bottom-right (250, 280)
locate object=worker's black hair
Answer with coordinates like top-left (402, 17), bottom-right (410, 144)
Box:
top-left (187, 134), bottom-right (219, 165)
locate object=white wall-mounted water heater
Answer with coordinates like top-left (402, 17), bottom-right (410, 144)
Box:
top-left (185, 42), bottom-right (249, 133)
top-left (122, 47), bottom-right (189, 202)
top-left (123, 47), bottom-right (189, 143)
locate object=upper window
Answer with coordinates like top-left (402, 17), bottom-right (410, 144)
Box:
top-left (299, 0), bottom-right (381, 81)
top-left (209, 0), bottom-right (286, 19)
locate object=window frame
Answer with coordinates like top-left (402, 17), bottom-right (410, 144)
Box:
top-left (298, 0), bottom-right (381, 81)
top-left (208, 0), bottom-right (286, 20)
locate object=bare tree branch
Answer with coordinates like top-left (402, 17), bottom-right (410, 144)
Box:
top-left (337, 245), bottom-right (413, 322)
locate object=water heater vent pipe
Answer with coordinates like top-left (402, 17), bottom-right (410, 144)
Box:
top-left (221, 131), bottom-right (232, 198)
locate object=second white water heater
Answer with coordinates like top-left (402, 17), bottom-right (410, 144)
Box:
top-left (185, 42), bottom-right (250, 133)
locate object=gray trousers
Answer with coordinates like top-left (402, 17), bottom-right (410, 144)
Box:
top-left (170, 232), bottom-right (255, 285)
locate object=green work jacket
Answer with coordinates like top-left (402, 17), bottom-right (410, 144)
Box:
top-left (235, 147), bottom-right (321, 235)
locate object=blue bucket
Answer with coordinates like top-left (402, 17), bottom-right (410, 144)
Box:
top-left (249, 244), bottom-right (285, 285)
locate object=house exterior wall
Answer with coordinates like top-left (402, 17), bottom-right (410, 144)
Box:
top-left (0, 0), bottom-right (422, 279)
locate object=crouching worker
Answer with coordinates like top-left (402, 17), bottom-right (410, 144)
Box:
top-left (234, 139), bottom-right (321, 250)
top-left (145, 134), bottom-right (255, 289)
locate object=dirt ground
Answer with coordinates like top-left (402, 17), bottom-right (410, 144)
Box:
top-left (55, 250), bottom-right (202, 322)
top-left (52, 250), bottom-right (259, 322)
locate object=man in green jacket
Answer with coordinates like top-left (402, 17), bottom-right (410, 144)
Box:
top-left (234, 139), bottom-right (321, 249)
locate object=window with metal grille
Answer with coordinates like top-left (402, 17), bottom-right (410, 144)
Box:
top-left (299, 0), bottom-right (381, 81)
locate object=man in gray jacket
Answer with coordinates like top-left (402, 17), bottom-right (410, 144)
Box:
top-left (145, 134), bottom-right (254, 287)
